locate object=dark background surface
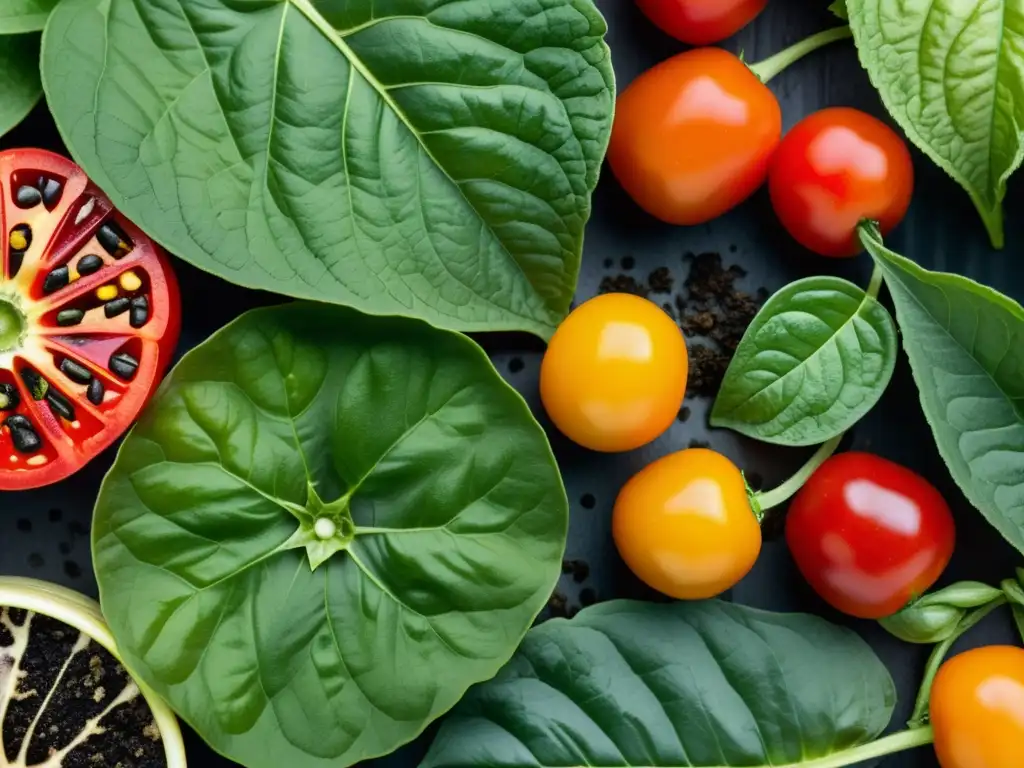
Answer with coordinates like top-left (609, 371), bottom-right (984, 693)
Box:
top-left (3, 1), bottom-right (1022, 766)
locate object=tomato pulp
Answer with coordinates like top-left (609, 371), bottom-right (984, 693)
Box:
top-left (608, 48), bottom-right (781, 226)
top-left (931, 646), bottom-right (1024, 768)
top-left (635, 0), bottom-right (768, 45)
top-left (613, 448), bottom-right (761, 599)
top-left (785, 452), bottom-right (955, 619)
top-left (0, 149), bottom-right (180, 489)
top-left (769, 107), bottom-right (914, 257)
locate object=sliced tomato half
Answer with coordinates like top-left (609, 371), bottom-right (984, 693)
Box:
top-left (0, 149), bottom-right (180, 490)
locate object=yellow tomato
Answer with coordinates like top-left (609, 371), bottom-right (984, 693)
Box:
top-left (931, 646), bottom-right (1024, 768)
top-left (540, 293), bottom-right (688, 452)
top-left (612, 448), bottom-right (761, 599)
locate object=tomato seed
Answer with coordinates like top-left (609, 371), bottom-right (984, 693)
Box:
top-left (96, 284), bottom-right (118, 302)
top-left (14, 186), bottom-right (41, 209)
top-left (59, 359), bottom-right (92, 385)
top-left (103, 297), bottom-right (130, 318)
top-left (56, 308), bottom-right (84, 327)
top-left (9, 224), bottom-right (31, 253)
top-left (0, 383), bottom-right (19, 411)
top-left (129, 296), bottom-right (149, 328)
top-left (120, 271), bottom-right (142, 292)
top-left (38, 177), bottom-right (62, 208)
top-left (46, 390), bottom-right (75, 421)
top-left (76, 254), bottom-right (103, 276)
top-left (109, 352), bottom-right (138, 381)
top-left (5, 415), bottom-right (41, 454)
top-left (97, 223), bottom-right (131, 259)
top-left (87, 378), bottom-right (104, 405)
top-left (43, 265), bottom-right (70, 295)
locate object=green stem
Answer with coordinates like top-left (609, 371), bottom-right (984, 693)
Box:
top-left (907, 596), bottom-right (1007, 728)
top-left (789, 728), bottom-right (933, 768)
top-left (748, 26), bottom-right (853, 83)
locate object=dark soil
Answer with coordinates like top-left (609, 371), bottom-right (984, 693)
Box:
top-left (0, 608), bottom-right (167, 767)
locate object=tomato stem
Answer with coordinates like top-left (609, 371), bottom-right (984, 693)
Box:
top-left (748, 25), bottom-right (853, 84)
top-left (755, 434), bottom-right (843, 512)
top-left (907, 596), bottom-right (1008, 728)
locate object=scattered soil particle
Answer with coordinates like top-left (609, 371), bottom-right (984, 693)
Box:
top-left (677, 406), bottom-right (691, 423)
top-left (647, 267), bottom-right (673, 294)
top-left (562, 559), bottom-right (590, 583)
top-left (579, 588), bottom-right (598, 607)
top-left (686, 345), bottom-right (731, 398)
top-left (620, 256), bottom-right (635, 270)
top-left (598, 274), bottom-right (647, 297)
top-left (579, 494), bottom-right (596, 510)
top-left (687, 438), bottom-right (711, 449)
top-left (547, 591), bottom-right (570, 619)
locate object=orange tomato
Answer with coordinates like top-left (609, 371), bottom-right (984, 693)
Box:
top-left (540, 293), bottom-right (687, 452)
top-left (608, 48), bottom-right (782, 225)
top-left (613, 448), bottom-right (761, 599)
top-left (931, 646), bottom-right (1024, 768)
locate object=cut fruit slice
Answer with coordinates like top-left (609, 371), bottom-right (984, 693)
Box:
top-left (0, 577), bottom-right (186, 767)
top-left (0, 149), bottom-right (180, 489)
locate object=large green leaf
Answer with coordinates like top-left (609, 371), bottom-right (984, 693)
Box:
top-left (92, 303), bottom-right (569, 768)
top-left (0, 0), bottom-right (58, 34)
top-left (41, 0), bottom-right (614, 338)
top-left (861, 224), bottom-right (1024, 554)
top-left (711, 275), bottom-right (896, 446)
top-left (846, 0), bottom-right (1024, 248)
top-left (0, 34), bottom-right (41, 138)
top-left (422, 600), bottom-right (902, 768)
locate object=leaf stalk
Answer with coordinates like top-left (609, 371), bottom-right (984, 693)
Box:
top-left (748, 26), bottom-right (853, 84)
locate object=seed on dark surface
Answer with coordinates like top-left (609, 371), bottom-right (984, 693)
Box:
top-left (129, 295), bottom-right (149, 328)
top-left (97, 222), bottom-right (132, 258)
top-left (580, 493), bottom-right (596, 510)
top-left (103, 297), bottom-right (130, 318)
top-left (508, 356), bottom-right (524, 374)
top-left (60, 358), bottom-right (92, 384)
top-left (677, 406), bottom-right (691, 422)
top-left (15, 185), bottom-right (42, 208)
top-left (19, 368), bottom-right (48, 400)
top-left (56, 308), bottom-right (84, 327)
top-left (43, 265), bottom-right (70, 294)
top-left (109, 352), bottom-right (138, 381)
top-left (46, 389), bottom-right (75, 421)
top-left (0, 383), bottom-right (19, 411)
top-left (9, 223), bottom-right (31, 253)
top-left (621, 256), bottom-right (635, 270)
top-left (5, 415), bottom-right (42, 454)
top-left (39, 177), bottom-right (63, 207)
top-left (76, 253), bottom-right (103, 276)
top-left (87, 378), bottom-right (105, 405)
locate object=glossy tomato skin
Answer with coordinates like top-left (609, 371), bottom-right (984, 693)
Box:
top-left (785, 452), bottom-right (955, 619)
top-left (613, 448), bottom-right (761, 599)
top-left (636, 0), bottom-right (768, 45)
top-left (769, 107), bottom-right (914, 257)
top-left (541, 293), bottom-right (687, 452)
top-left (608, 48), bottom-right (782, 226)
top-left (931, 646), bottom-right (1024, 768)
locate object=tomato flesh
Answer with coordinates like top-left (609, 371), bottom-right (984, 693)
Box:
top-left (0, 149), bottom-right (180, 489)
top-left (613, 448), bottom-right (761, 599)
top-left (769, 107), bottom-right (914, 257)
top-left (608, 48), bottom-right (782, 225)
top-left (636, 0), bottom-right (768, 45)
top-left (785, 452), bottom-right (955, 619)
top-left (931, 646), bottom-right (1024, 768)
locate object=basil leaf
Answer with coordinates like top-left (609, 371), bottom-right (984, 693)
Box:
top-left (861, 224), bottom-right (1024, 554)
top-left (710, 275), bottom-right (896, 446)
top-left (0, 34), bottom-right (41, 138)
top-left (93, 303), bottom-right (569, 768)
top-left (0, 0), bottom-right (58, 34)
top-left (422, 600), bottom-right (898, 768)
top-left (847, 0), bottom-right (1024, 248)
top-left (41, 0), bottom-right (614, 338)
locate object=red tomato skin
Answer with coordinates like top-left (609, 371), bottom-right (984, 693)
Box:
top-left (785, 452), bottom-right (955, 619)
top-left (608, 48), bottom-right (782, 226)
top-left (635, 0), bottom-right (768, 45)
top-left (769, 107), bottom-right (914, 257)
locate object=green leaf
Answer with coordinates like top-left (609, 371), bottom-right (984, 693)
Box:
top-left (422, 600), bottom-right (899, 768)
top-left (710, 275), bottom-right (897, 446)
top-left (92, 303), bottom-right (569, 768)
top-left (829, 0), bottom-right (848, 20)
top-left (861, 224), bottom-right (1024, 554)
top-left (0, 0), bottom-right (58, 34)
top-left (0, 34), bottom-right (41, 138)
top-left (41, 0), bottom-right (615, 338)
top-left (846, 0), bottom-right (1024, 248)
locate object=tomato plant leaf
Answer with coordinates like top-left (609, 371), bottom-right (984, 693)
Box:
top-left (92, 303), bottom-right (569, 768)
top-left (710, 275), bottom-right (896, 446)
top-left (829, 0), bottom-right (848, 21)
top-left (0, 34), bottom-right (41, 138)
top-left (862, 224), bottom-right (1024, 555)
top-left (421, 600), bottom-right (898, 768)
top-left (41, 0), bottom-right (614, 338)
top-left (0, 0), bottom-right (58, 34)
top-left (846, 0), bottom-right (1024, 248)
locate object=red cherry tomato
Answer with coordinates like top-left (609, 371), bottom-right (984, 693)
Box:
top-left (0, 149), bottom-right (180, 489)
top-left (785, 452), bottom-right (955, 619)
top-left (608, 48), bottom-right (781, 226)
top-left (635, 0), bottom-right (768, 45)
top-left (769, 107), bottom-right (914, 257)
